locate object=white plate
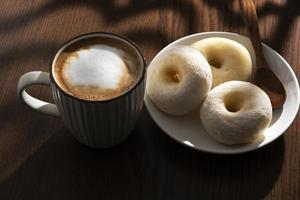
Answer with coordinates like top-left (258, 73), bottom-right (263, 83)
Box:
top-left (145, 32), bottom-right (300, 154)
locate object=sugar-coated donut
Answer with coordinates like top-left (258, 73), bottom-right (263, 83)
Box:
top-left (200, 81), bottom-right (272, 145)
top-left (147, 45), bottom-right (212, 115)
top-left (191, 37), bottom-right (252, 87)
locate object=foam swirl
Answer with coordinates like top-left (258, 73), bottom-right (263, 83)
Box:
top-left (63, 44), bottom-right (128, 90)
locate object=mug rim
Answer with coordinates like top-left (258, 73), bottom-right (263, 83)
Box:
top-left (49, 32), bottom-right (147, 103)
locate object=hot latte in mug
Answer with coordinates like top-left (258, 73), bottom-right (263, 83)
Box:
top-left (18, 32), bottom-right (146, 148)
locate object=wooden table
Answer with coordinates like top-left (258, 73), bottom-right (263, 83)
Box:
top-left (0, 0), bottom-right (299, 199)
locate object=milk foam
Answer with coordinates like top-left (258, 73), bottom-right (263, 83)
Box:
top-left (63, 45), bottom-right (128, 89)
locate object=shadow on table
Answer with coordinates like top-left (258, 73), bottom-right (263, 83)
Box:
top-left (202, 0), bottom-right (300, 53)
top-left (0, 0), bottom-right (195, 33)
top-left (142, 108), bottom-right (285, 200)
top-left (0, 107), bottom-right (284, 200)
top-left (0, 107), bottom-right (154, 199)
top-left (2, 0), bottom-right (298, 70)
top-left (0, 0), bottom-right (190, 68)
top-left (0, 95), bottom-right (63, 182)
top-left (0, 27), bottom-right (169, 69)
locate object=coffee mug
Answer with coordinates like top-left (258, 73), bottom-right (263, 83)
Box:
top-left (17, 32), bottom-right (146, 148)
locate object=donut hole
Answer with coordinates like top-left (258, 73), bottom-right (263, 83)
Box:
top-left (208, 56), bottom-right (222, 69)
top-left (163, 67), bottom-right (181, 84)
top-left (223, 91), bottom-right (245, 112)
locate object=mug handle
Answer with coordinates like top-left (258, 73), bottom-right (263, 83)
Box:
top-left (17, 71), bottom-right (60, 117)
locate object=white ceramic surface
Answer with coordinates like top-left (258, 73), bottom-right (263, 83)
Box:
top-left (145, 32), bottom-right (300, 154)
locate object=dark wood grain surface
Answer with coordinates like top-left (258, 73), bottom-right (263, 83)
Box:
top-left (0, 0), bottom-right (299, 199)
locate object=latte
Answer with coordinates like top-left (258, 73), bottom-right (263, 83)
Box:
top-left (54, 37), bottom-right (139, 101)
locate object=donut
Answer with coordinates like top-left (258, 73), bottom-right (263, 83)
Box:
top-left (147, 45), bottom-right (212, 115)
top-left (191, 37), bottom-right (252, 87)
top-left (200, 81), bottom-right (272, 145)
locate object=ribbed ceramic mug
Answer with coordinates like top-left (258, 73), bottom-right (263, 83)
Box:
top-left (17, 32), bottom-right (146, 148)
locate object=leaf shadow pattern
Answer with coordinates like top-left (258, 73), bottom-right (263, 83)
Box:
top-left (0, 0), bottom-right (194, 70)
top-left (0, 0), bottom-right (300, 69)
top-left (0, 27), bottom-right (169, 70)
top-left (0, 0), bottom-right (195, 34)
top-left (202, 0), bottom-right (300, 53)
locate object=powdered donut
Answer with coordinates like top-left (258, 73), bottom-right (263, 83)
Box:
top-left (200, 81), bottom-right (272, 145)
top-left (192, 37), bottom-right (252, 87)
top-left (147, 45), bottom-right (212, 115)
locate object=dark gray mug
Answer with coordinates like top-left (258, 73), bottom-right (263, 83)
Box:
top-left (17, 32), bottom-right (146, 148)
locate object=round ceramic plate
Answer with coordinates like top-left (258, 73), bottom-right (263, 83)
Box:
top-left (145, 32), bottom-right (300, 154)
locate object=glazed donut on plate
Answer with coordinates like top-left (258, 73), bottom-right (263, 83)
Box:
top-left (191, 37), bottom-right (252, 87)
top-left (147, 45), bottom-right (212, 115)
top-left (200, 81), bottom-right (272, 145)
